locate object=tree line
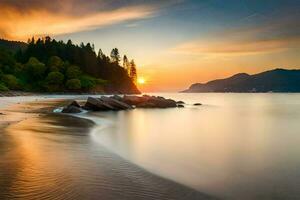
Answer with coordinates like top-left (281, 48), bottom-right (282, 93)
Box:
top-left (0, 37), bottom-right (139, 93)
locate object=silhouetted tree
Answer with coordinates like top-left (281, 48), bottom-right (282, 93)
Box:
top-left (129, 59), bottom-right (137, 84)
top-left (97, 49), bottom-right (105, 59)
top-left (110, 48), bottom-right (120, 64)
top-left (123, 55), bottom-right (130, 73)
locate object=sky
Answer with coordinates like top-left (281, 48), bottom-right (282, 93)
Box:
top-left (0, 0), bottom-right (299, 92)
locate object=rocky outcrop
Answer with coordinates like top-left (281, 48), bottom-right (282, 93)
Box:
top-left (62, 105), bottom-right (82, 113)
top-left (83, 97), bottom-right (116, 111)
top-left (61, 95), bottom-right (198, 113)
top-left (177, 101), bottom-right (185, 104)
top-left (100, 96), bottom-right (133, 110)
top-left (69, 101), bottom-right (81, 108)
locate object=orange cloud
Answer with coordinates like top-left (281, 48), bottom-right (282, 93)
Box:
top-left (172, 37), bottom-right (300, 56)
top-left (172, 12), bottom-right (300, 57)
top-left (0, 5), bottom-right (156, 41)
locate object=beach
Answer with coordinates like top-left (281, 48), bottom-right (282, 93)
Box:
top-left (0, 96), bottom-right (214, 200)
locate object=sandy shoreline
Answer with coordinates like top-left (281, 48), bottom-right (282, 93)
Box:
top-left (0, 97), bottom-right (216, 200)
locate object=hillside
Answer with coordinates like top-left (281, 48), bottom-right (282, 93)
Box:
top-left (0, 37), bottom-right (140, 94)
top-left (183, 69), bottom-right (300, 93)
top-left (0, 39), bottom-right (27, 52)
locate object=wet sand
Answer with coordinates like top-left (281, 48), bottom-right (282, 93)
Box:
top-left (0, 98), bottom-right (215, 200)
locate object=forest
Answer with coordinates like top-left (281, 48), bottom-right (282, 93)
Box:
top-left (0, 37), bottom-right (140, 94)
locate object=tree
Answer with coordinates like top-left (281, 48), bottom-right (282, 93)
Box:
top-left (46, 71), bottom-right (64, 85)
top-left (97, 49), bottom-right (105, 60)
top-left (66, 65), bottom-right (81, 79)
top-left (110, 48), bottom-right (120, 64)
top-left (66, 79), bottom-right (81, 90)
top-left (25, 57), bottom-right (46, 81)
top-left (129, 59), bottom-right (137, 84)
top-left (47, 56), bottom-right (64, 72)
top-left (0, 83), bottom-right (8, 91)
top-left (45, 71), bottom-right (64, 92)
top-left (123, 55), bottom-right (130, 73)
top-left (1, 74), bottom-right (20, 90)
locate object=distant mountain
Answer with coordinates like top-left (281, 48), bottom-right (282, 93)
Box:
top-left (0, 39), bottom-right (27, 52)
top-left (182, 69), bottom-right (300, 93)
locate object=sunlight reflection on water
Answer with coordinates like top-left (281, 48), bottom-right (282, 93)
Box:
top-left (89, 93), bottom-right (300, 199)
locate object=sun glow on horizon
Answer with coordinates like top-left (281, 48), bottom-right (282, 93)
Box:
top-left (137, 77), bottom-right (146, 85)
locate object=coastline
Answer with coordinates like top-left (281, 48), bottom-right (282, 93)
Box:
top-left (0, 97), bottom-right (216, 200)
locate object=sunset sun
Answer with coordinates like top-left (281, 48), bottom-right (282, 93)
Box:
top-left (137, 77), bottom-right (146, 85)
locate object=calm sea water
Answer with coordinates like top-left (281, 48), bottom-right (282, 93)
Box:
top-left (87, 93), bottom-right (300, 199)
top-left (1, 93), bottom-right (300, 199)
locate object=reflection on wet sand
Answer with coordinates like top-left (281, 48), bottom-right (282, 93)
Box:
top-left (0, 100), bottom-right (214, 200)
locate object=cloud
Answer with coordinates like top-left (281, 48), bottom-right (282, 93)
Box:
top-left (0, 0), bottom-right (178, 40)
top-left (172, 10), bottom-right (300, 56)
top-left (172, 37), bottom-right (300, 56)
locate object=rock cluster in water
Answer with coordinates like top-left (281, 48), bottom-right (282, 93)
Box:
top-left (62, 95), bottom-right (201, 113)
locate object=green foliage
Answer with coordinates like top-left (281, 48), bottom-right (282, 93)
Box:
top-left (45, 72), bottom-right (64, 92)
top-left (66, 65), bottom-right (81, 79)
top-left (79, 75), bottom-right (96, 90)
top-left (0, 37), bottom-right (139, 93)
top-left (46, 72), bottom-right (64, 85)
top-left (66, 79), bottom-right (81, 90)
top-left (47, 56), bottom-right (64, 72)
top-left (0, 48), bottom-right (15, 67)
top-left (0, 83), bottom-right (9, 91)
top-left (25, 57), bottom-right (46, 81)
top-left (80, 75), bottom-right (106, 90)
top-left (1, 74), bottom-right (20, 90)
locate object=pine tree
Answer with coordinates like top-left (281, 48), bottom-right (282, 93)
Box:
top-left (110, 48), bottom-right (120, 64)
top-left (98, 49), bottom-right (105, 60)
top-left (129, 59), bottom-right (137, 84)
top-left (123, 55), bottom-right (130, 73)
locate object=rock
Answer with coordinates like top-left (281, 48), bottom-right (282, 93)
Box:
top-left (69, 100), bottom-right (81, 108)
top-left (62, 105), bottom-right (82, 113)
top-left (111, 95), bottom-right (124, 102)
top-left (142, 94), bottom-right (151, 98)
top-left (136, 102), bottom-right (156, 108)
top-left (123, 95), bottom-right (147, 105)
top-left (100, 96), bottom-right (133, 110)
top-left (65, 95), bottom-right (185, 112)
top-left (177, 101), bottom-right (185, 104)
top-left (194, 103), bottom-right (202, 106)
top-left (83, 97), bottom-right (116, 111)
top-left (136, 97), bottom-right (177, 108)
top-left (177, 104), bottom-right (184, 108)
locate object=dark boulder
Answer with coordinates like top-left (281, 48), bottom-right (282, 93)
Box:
top-left (136, 102), bottom-right (156, 108)
top-left (111, 95), bottom-right (124, 102)
top-left (83, 97), bottom-right (116, 111)
top-left (194, 103), bottom-right (202, 106)
top-left (177, 104), bottom-right (184, 108)
top-left (100, 96), bottom-right (133, 110)
top-left (177, 101), bottom-right (185, 104)
top-left (69, 100), bottom-right (81, 108)
top-left (62, 105), bottom-right (82, 113)
top-left (136, 97), bottom-right (177, 108)
top-left (123, 95), bottom-right (147, 105)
